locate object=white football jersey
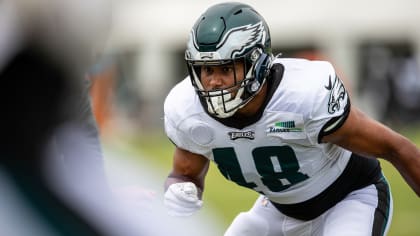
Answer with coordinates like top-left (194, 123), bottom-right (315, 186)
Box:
top-left (164, 58), bottom-right (351, 204)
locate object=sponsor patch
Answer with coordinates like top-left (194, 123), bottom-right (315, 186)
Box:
top-left (266, 120), bottom-right (303, 134)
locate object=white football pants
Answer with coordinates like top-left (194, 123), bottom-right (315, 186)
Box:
top-left (224, 182), bottom-right (393, 236)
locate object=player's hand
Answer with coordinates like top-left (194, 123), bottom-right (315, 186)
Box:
top-left (163, 182), bottom-right (203, 216)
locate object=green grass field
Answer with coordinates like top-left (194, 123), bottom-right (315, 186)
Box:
top-left (115, 126), bottom-right (420, 236)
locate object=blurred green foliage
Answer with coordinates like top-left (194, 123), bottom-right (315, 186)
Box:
top-left (113, 126), bottom-right (420, 236)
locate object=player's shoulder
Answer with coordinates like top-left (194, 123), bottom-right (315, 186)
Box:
top-left (271, 58), bottom-right (335, 96)
top-left (164, 77), bottom-right (203, 122)
top-left (267, 58), bottom-right (338, 114)
top-left (276, 58), bottom-right (334, 77)
top-left (165, 77), bottom-right (193, 108)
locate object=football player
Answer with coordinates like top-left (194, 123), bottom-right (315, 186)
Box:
top-left (163, 2), bottom-right (420, 236)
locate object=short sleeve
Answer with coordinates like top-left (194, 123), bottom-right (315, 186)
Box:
top-left (304, 63), bottom-right (350, 144)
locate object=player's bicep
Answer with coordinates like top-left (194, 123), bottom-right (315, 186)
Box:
top-left (322, 107), bottom-right (395, 158)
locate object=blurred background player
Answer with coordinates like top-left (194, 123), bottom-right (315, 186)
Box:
top-left (0, 0), bottom-right (189, 235)
top-left (0, 0), bottom-right (114, 234)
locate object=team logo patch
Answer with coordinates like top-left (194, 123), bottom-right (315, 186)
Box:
top-left (266, 121), bottom-right (303, 134)
top-left (228, 131), bottom-right (255, 140)
top-left (325, 75), bottom-right (347, 114)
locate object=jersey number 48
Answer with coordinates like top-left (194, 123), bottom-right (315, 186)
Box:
top-left (213, 146), bottom-right (309, 193)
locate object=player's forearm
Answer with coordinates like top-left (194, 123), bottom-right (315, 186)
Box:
top-left (384, 136), bottom-right (420, 197)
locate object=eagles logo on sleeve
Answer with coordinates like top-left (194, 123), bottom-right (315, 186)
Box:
top-left (324, 75), bottom-right (347, 114)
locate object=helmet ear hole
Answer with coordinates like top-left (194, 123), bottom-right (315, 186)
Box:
top-left (246, 80), bottom-right (261, 93)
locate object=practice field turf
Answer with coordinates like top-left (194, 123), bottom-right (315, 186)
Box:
top-left (113, 126), bottom-right (420, 236)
